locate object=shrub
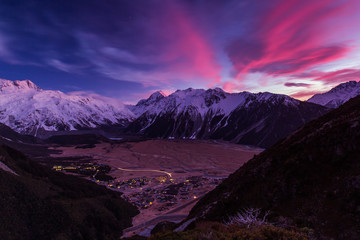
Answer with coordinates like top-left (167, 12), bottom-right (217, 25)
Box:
top-left (226, 208), bottom-right (270, 228)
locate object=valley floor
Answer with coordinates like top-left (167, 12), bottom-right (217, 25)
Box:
top-left (49, 139), bottom-right (262, 237)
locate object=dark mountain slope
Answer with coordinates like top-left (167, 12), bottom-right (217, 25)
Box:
top-left (210, 97), bottom-right (328, 147)
top-left (0, 123), bottom-right (39, 144)
top-left (0, 123), bottom-right (60, 157)
top-left (188, 96), bottom-right (360, 239)
top-left (0, 144), bottom-right (138, 240)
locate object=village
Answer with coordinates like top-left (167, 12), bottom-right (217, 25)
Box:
top-left (52, 162), bottom-right (224, 211)
top-left (110, 175), bottom-right (220, 210)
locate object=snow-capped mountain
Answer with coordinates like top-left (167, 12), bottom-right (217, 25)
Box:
top-left (307, 81), bottom-right (360, 108)
top-left (127, 88), bottom-right (329, 147)
top-left (0, 79), bottom-right (134, 136)
top-left (128, 90), bottom-right (166, 116)
top-left (0, 78), bottom-right (331, 147)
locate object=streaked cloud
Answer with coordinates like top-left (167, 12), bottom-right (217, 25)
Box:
top-left (284, 82), bottom-right (312, 87)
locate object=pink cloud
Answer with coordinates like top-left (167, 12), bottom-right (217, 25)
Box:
top-left (292, 68), bottom-right (360, 84)
top-left (222, 82), bottom-right (238, 93)
top-left (153, 2), bottom-right (221, 86)
top-left (76, 2), bottom-right (222, 89)
top-left (288, 67), bottom-right (360, 100)
top-left (314, 68), bottom-right (360, 84)
top-left (226, 0), bottom-right (358, 84)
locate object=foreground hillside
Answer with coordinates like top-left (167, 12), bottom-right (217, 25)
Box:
top-left (183, 96), bottom-right (360, 239)
top-left (0, 144), bottom-right (139, 239)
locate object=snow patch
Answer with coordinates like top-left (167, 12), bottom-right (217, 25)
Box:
top-left (0, 158), bottom-right (18, 176)
top-left (174, 218), bottom-right (196, 232)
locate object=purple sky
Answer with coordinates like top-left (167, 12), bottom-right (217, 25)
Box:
top-left (0, 0), bottom-right (360, 103)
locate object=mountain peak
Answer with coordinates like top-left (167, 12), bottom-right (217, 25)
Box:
top-left (14, 79), bottom-right (40, 89)
top-left (308, 80), bottom-right (360, 108)
top-left (172, 88), bottom-right (206, 98)
top-left (0, 79), bottom-right (40, 92)
top-left (328, 80), bottom-right (359, 93)
top-left (135, 90), bottom-right (166, 107)
top-left (205, 87), bottom-right (225, 94)
top-left (149, 90), bottom-right (165, 100)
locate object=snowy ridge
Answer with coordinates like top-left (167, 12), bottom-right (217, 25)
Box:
top-left (129, 90), bottom-right (166, 116)
top-left (307, 81), bottom-right (360, 108)
top-left (132, 87), bottom-right (300, 118)
top-left (0, 79), bottom-right (40, 92)
top-left (0, 79), bottom-right (134, 136)
top-left (126, 87), bottom-right (324, 148)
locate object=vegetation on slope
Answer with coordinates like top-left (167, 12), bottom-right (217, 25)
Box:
top-left (150, 221), bottom-right (309, 240)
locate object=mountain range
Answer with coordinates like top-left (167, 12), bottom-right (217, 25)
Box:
top-left (1, 79), bottom-right (359, 148)
top-left (0, 79), bottom-right (134, 136)
top-left (128, 88), bottom-right (328, 147)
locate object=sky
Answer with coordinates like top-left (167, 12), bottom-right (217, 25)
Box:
top-left (0, 0), bottom-right (360, 103)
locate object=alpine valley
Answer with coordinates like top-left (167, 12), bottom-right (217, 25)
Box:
top-left (2, 1), bottom-right (360, 239)
top-left (1, 79), bottom-right (360, 240)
